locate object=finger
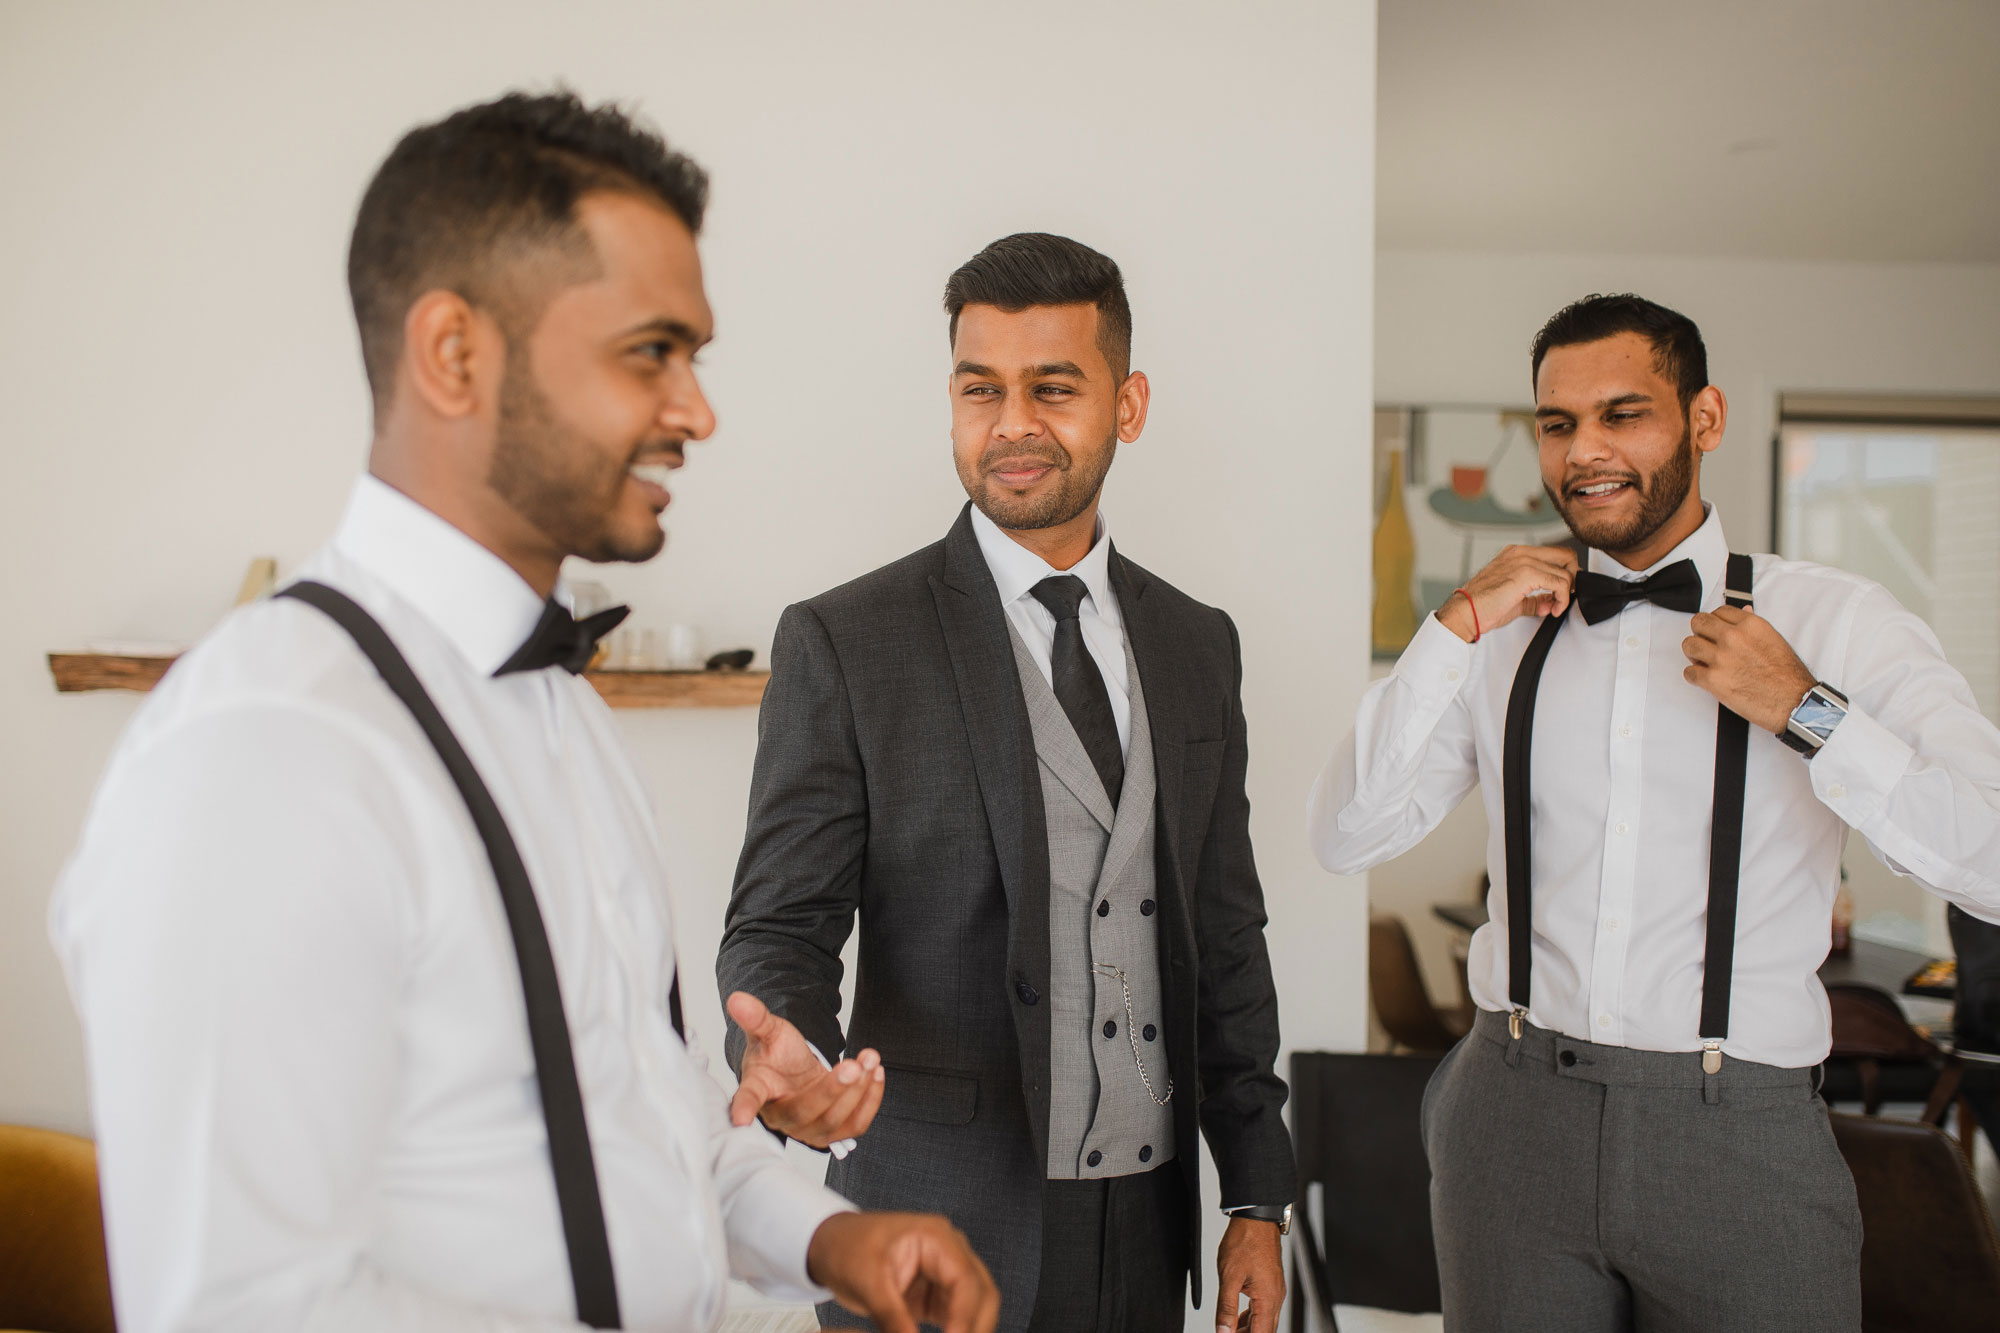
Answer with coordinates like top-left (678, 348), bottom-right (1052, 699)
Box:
top-left (1215, 1264), bottom-right (1248, 1333)
top-left (839, 1064), bottom-right (887, 1139)
top-left (806, 1064), bottom-right (876, 1139)
top-left (1252, 1286), bottom-right (1277, 1333)
top-left (1710, 604), bottom-right (1751, 625)
top-left (729, 1077), bottom-right (768, 1128)
top-left (1687, 612), bottom-right (1726, 643)
top-left (725, 991), bottom-right (781, 1046)
top-left (1682, 636), bottom-right (1715, 666)
top-left (1685, 663), bottom-right (1709, 690)
top-left (931, 1236), bottom-right (997, 1333)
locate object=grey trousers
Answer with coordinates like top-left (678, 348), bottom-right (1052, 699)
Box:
top-left (1422, 1011), bottom-right (1862, 1333)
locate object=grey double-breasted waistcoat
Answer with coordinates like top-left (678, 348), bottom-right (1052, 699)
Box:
top-left (1007, 625), bottom-right (1175, 1180)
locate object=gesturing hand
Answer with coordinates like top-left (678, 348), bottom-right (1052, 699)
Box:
top-left (1215, 1216), bottom-right (1285, 1333)
top-left (1438, 544), bottom-right (1580, 643)
top-left (726, 991), bottom-right (885, 1149)
top-left (807, 1211), bottom-right (1000, 1333)
top-left (1682, 606), bottom-right (1817, 734)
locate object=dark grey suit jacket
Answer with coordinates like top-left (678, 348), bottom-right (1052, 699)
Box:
top-left (718, 506), bottom-right (1294, 1322)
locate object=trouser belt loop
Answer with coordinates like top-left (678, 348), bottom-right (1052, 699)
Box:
top-left (1701, 1039), bottom-right (1723, 1105)
top-left (1504, 1007), bottom-right (1527, 1068)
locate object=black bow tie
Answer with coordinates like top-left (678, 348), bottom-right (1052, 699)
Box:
top-left (495, 599), bottom-right (630, 676)
top-left (1572, 558), bottom-right (1703, 626)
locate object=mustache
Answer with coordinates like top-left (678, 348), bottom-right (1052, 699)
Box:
top-left (978, 441), bottom-right (1070, 473)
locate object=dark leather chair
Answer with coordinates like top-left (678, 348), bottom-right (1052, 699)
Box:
top-left (1288, 1051), bottom-right (1443, 1332)
top-left (0, 1125), bottom-right (116, 1333)
top-left (1369, 914), bottom-right (1472, 1055)
top-left (1822, 982), bottom-right (1972, 1154)
top-left (1830, 1111), bottom-right (2000, 1332)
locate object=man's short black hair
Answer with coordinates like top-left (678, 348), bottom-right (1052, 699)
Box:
top-left (348, 88), bottom-right (708, 416)
top-left (943, 233), bottom-right (1132, 379)
top-left (1530, 293), bottom-right (1709, 412)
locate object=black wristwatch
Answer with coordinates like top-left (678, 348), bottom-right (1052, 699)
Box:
top-left (1780, 681), bottom-right (1849, 758)
top-left (1226, 1203), bottom-right (1293, 1235)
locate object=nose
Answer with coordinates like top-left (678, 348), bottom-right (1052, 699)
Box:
top-left (662, 362), bottom-right (717, 443)
top-left (1565, 420), bottom-right (1615, 471)
top-left (993, 387), bottom-right (1043, 444)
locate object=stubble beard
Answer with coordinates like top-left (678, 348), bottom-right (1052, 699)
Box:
top-left (1547, 418), bottom-right (1696, 556)
top-left (961, 434), bottom-right (1117, 532)
top-left (487, 356), bottom-right (666, 566)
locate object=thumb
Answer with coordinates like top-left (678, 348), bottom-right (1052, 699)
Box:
top-left (728, 1074), bottom-right (770, 1128)
top-left (726, 990), bottom-right (778, 1046)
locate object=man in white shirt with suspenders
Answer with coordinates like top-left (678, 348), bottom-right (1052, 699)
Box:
top-left (51, 90), bottom-right (997, 1333)
top-left (1311, 294), bottom-right (2000, 1331)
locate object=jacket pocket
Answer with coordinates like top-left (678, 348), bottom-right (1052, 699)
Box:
top-left (877, 1065), bottom-right (979, 1125)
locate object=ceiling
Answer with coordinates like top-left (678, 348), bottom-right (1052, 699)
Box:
top-left (1377, 0), bottom-right (2000, 261)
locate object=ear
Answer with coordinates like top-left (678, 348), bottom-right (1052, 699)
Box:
top-left (1689, 384), bottom-right (1727, 457)
top-left (400, 290), bottom-right (501, 421)
top-left (1115, 370), bottom-right (1151, 443)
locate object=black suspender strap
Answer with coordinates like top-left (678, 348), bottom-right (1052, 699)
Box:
top-left (1497, 555), bottom-right (1754, 1065)
top-left (1501, 604), bottom-right (1570, 1039)
top-left (277, 581), bottom-right (628, 1329)
top-left (1698, 552), bottom-right (1756, 1071)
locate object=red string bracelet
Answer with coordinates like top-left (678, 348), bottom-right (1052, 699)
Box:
top-left (1452, 587), bottom-right (1481, 643)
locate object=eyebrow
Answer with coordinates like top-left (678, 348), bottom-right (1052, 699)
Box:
top-left (951, 359), bottom-right (1089, 380)
top-left (617, 316), bottom-right (712, 348)
top-left (1535, 392), bottom-right (1653, 419)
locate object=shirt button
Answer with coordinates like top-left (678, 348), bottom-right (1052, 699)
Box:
top-left (1619, 725), bottom-right (1633, 738)
top-left (1087, 1150), bottom-right (1103, 1168)
top-left (1606, 917), bottom-right (1621, 932)
top-left (1445, 669), bottom-right (1460, 683)
top-left (1615, 821), bottom-right (1629, 835)
top-left (1597, 1014), bottom-right (1612, 1029)
top-left (1103, 1020), bottom-right (1117, 1039)
top-left (1140, 899), bottom-right (1156, 916)
top-left (1143, 1024), bottom-right (1158, 1042)
top-left (1625, 636), bottom-right (1640, 649)
top-left (1139, 1145), bottom-right (1154, 1163)
top-left (1829, 784), bottom-right (1847, 799)
top-left (1097, 899), bottom-right (1110, 918)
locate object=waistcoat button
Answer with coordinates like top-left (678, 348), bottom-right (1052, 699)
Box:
top-left (1087, 1150), bottom-right (1103, 1168)
top-left (1103, 1020), bottom-right (1117, 1039)
top-left (1139, 1145), bottom-right (1154, 1163)
top-left (1017, 981), bottom-right (1039, 1006)
top-left (1097, 900), bottom-right (1110, 917)
top-left (1140, 899), bottom-right (1156, 916)
top-left (1143, 1024), bottom-right (1157, 1042)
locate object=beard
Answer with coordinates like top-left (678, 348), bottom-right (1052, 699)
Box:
top-left (486, 355), bottom-right (666, 566)
top-left (958, 433), bottom-right (1116, 531)
top-left (1546, 418), bottom-right (1696, 555)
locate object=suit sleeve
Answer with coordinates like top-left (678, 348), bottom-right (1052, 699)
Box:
top-left (1192, 610), bottom-right (1298, 1210)
top-left (718, 602), bottom-right (868, 1073)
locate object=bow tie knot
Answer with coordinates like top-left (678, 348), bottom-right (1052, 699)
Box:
top-left (496, 599), bottom-right (631, 676)
top-left (1572, 558), bottom-right (1703, 626)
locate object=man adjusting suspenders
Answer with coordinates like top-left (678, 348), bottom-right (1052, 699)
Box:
top-left (1310, 293), bottom-right (2000, 1333)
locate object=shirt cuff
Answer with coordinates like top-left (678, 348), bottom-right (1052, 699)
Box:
top-left (739, 1172), bottom-right (859, 1306)
top-left (1393, 612), bottom-right (1475, 697)
top-left (1807, 701), bottom-right (1913, 829)
top-left (802, 1041), bottom-right (858, 1160)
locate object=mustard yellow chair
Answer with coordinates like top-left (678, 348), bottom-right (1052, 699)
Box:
top-left (0, 1125), bottom-right (116, 1333)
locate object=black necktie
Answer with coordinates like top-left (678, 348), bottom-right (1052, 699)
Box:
top-left (495, 600), bottom-right (631, 676)
top-left (1571, 558), bottom-right (1703, 626)
top-left (1030, 575), bottom-right (1124, 807)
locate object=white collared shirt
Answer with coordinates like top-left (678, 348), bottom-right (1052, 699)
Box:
top-left (50, 475), bottom-right (849, 1333)
top-left (1310, 505), bottom-right (2000, 1067)
top-left (968, 504), bottom-right (1131, 753)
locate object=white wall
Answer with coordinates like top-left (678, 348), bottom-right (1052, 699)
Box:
top-left (0, 3), bottom-right (1377, 1325)
top-left (1372, 248), bottom-right (2000, 1000)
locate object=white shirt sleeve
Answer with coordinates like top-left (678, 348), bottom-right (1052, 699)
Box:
top-left (53, 703), bottom-right (592, 1333)
top-left (1809, 583), bottom-right (2000, 920)
top-left (1307, 613), bottom-right (1482, 875)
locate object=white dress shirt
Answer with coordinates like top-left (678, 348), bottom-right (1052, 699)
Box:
top-left (1310, 505), bottom-right (2000, 1068)
top-left (50, 476), bottom-right (850, 1333)
top-left (969, 504), bottom-right (1130, 753)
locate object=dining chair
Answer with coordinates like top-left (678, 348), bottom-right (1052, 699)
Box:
top-left (0, 1124), bottom-right (116, 1333)
top-left (1369, 914), bottom-right (1472, 1055)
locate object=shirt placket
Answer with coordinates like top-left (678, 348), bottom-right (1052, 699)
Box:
top-left (1585, 604), bottom-right (1649, 1045)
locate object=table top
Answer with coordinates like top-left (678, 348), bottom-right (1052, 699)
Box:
top-left (1430, 901), bottom-right (1946, 997)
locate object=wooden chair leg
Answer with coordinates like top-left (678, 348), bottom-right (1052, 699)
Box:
top-left (1920, 1060), bottom-right (1965, 1128)
top-left (1960, 1094), bottom-right (1980, 1164)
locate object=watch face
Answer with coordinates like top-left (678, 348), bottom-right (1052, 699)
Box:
top-left (1794, 696), bottom-right (1845, 742)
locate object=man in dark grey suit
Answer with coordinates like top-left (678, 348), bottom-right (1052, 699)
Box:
top-left (717, 233), bottom-right (1295, 1333)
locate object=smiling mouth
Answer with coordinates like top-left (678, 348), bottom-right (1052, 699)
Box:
top-left (1567, 478), bottom-right (1635, 501)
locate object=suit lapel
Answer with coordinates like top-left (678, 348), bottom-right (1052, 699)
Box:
top-left (1113, 549), bottom-right (1187, 893)
top-left (929, 504), bottom-right (1051, 1163)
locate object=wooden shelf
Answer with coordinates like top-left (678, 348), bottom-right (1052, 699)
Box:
top-left (48, 653), bottom-right (767, 709)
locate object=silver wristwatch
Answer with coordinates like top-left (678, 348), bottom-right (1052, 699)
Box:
top-left (1780, 681), bottom-right (1849, 758)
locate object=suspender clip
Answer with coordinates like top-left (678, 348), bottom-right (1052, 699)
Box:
top-left (1701, 1040), bottom-right (1723, 1075)
top-left (1509, 1008), bottom-right (1525, 1041)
